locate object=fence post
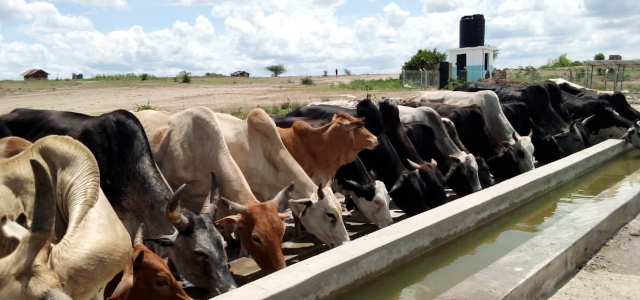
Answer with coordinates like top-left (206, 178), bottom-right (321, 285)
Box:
top-left (620, 66), bottom-right (626, 91)
top-left (604, 69), bottom-right (608, 90)
top-left (585, 66), bottom-right (588, 87)
top-left (528, 69), bottom-right (533, 84)
top-left (569, 68), bottom-right (573, 82)
top-left (402, 69), bottom-right (406, 87)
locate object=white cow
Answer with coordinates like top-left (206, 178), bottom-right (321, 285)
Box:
top-left (216, 109), bottom-right (350, 248)
top-left (0, 136), bottom-right (131, 300)
top-left (411, 90), bottom-right (535, 173)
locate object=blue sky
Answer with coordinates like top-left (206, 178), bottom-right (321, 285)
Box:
top-left (0, 0), bottom-right (638, 80)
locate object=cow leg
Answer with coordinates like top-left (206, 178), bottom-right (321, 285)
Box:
top-left (294, 216), bottom-right (302, 238)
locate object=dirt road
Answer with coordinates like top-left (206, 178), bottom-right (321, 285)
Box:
top-left (0, 74), bottom-right (421, 116)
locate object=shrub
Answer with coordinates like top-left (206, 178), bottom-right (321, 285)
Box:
top-left (177, 71), bottom-right (191, 83)
top-left (323, 70), bottom-right (328, 77)
top-left (301, 76), bottom-right (314, 85)
top-left (135, 100), bottom-right (155, 111)
top-left (140, 73), bottom-right (149, 81)
top-left (343, 69), bottom-right (352, 76)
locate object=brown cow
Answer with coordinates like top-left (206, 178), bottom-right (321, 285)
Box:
top-left (277, 112), bottom-right (378, 187)
top-left (106, 224), bottom-right (191, 300)
top-left (0, 137), bottom-right (32, 159)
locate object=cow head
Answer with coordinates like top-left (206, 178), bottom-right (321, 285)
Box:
top-left (475, 156), bottom-right (495, 188)
top-left (553, 122), bottom-right (587, 157)
top-left (331, 113), bottom-right (378, 154)
top-left (407, 159), bottom-right (448, 208)
top-left (215, 183), bottom-right (292, 274)
top-left (486, 144), bottom-right (521, 180)
top-left (624, 121), bottom-right (640, 150)
top-left (147, 174), bottom-right (237, 296)
top-left (0, 159), bottom-right (72, 300)
top-left (512, 132), bottom-right (535, 173)
top-left (388, 169), bottom-right (430, 216)
top-left (341, 180), bottom-right (392, 228)
top-left (443, 153), bottom-right (482, 196)
top-left (289, 183), bottom-right (350, 247)
top-left (107, 224), bottom-right (191, 300)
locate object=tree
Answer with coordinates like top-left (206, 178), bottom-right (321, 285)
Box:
top-left (266, 64), bottom-right (286, 77)
top-left (486, 44), bottom-right (499, 60)
top-left (594, 53), bottom-right (605, 60)
top-left (402, 48), bottom-right (447, 70)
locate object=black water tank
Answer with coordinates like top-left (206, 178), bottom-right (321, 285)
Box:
top-left (459, 14), bottom-right (485, 48)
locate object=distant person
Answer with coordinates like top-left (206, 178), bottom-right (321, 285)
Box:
top-left (335, 68), bottom-right (338, 77)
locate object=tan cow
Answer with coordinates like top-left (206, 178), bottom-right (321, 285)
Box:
top-left (135, 107), bottom-right (290, 273)
top-left (0, 159), bottom-right (71, 300)
top-left (0, 136), bottom-right (31, 159)
top-left (277, 112), bottom-right (378, 187)
top-left (216, 109), bottom-right (350, 248)
top-left (106, 224), bottom-right (191, 300)
top-left (0, 136), bottom-right (131, 300)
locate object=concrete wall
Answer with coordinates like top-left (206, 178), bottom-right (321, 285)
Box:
top-left (212, 140), bottom-right (630, 300)
top-left (449, 46), bottom-right (494, 81)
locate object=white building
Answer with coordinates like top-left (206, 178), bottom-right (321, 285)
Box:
top-left (447, 45), bottom-right (496, 82)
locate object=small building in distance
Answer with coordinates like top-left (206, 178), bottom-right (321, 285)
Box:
top-left (72, 73), bottom-right (84, 79)
top-left (609, 55), bottom-right (622, 61)
top-left (21, 69), bottom-right (49, 80)
top-left (230, 71), bottom-right (250, 77)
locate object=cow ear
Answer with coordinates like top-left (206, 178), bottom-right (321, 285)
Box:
top-left (279, 212), bottom-right (292, 220)
top-left (107, 254), bottom-right (136, 300)
top-left (289, 199), bottom-right (313, 218)
top-left (342, 180), bottom-right (364, 192)
top-left (345, 121), bottom-right (365, 131)
top-left (15, 213), bottom-right (28, 228)
top-left (449, 155), bottom-right (461, 164)
top-left (349, 130), bottom-right (355, 144)
top-left (512, 132), bottom-right (519, 141)
top-left (500, 141), bottom-right (512, 148)
top-left (214, 215), bottom-right (244, 232)
top-left (1, 217), bottom-right (28, 241)
top-left (430, 159), bottom-right (437, 166)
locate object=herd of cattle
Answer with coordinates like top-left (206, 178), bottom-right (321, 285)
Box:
top-left (1, 78), bottom-right (640, 300)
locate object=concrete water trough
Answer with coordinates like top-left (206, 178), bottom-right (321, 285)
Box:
top-left (212, 139), bottom-right (636, 300)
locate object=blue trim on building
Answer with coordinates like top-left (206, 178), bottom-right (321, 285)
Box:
top-left (452, 67), bottom-right (458, 79)
top-left (466, 65), bottom-right (486, 82)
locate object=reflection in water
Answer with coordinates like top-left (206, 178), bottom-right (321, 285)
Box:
top-left (337, 151), bottom-right (640, 300)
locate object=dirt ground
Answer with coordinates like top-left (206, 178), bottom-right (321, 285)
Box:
top-left (549, 212), bottom-right (640, 300)
top-left (0, 74), bottom-right (420, 116)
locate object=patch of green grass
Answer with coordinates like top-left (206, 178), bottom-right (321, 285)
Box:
top-left (135, 100), bottom-right (155, 111)
top-left (330, 78), bottom-right (405, 90)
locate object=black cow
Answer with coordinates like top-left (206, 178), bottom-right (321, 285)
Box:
top-left (0, 108), bottom-right (237, 295)
top-left (500, 101), bottom-right (568, 163)
top-left (457, 82), bottom-right (568, 135)
top-left (380, 101), bottom-right (483, 195)
top-left (286, 101), bottom-right (432, 216)
top-left (557, 82), bottom-right (640, 122)
top-left (540, 81), bottom-right (572, 123)
top-left (412, 102), bottom-right (521, 180)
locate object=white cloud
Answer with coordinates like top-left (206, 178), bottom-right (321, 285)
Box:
top-left (383, 2), bottom-right (410, 28)
top-left (0, 0), bottom-right (93, 35)
top-left (58, 0), bottom-right (128, 9)
top-left (0, 0), bottom-right (639, 80)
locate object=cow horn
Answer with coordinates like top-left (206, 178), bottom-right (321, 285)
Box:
top-left (407, 159), bottom-right (423, 170)
top-left (317, 182), bottom-right (325, 200)
top-left (30, 159), bottom-right (55, 235)
top-left (202, 171), bottom-right (220, 217)
top-left (273, 182), bottom-right (294, 206)
top-left (220, 197), bottom-right (248, 215)
top-left (134, 223), bottom-right (144, 246)
top-left (167, 184), bottom-right (189, 232)
top-left (512, 131), bottom-right (519, 142)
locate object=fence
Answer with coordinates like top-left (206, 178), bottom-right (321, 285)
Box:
top-left (402, 69), bottom-right (439, 89)
top-left (504, 67), bottom-right (640, 92)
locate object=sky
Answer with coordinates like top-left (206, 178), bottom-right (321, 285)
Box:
top-left (0, 0), bottom-right (638, 80)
